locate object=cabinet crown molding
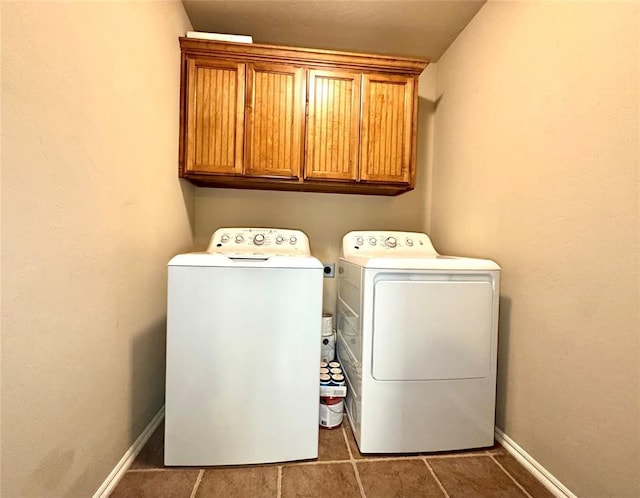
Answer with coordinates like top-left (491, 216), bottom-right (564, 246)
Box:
top-left (179, 38), bottom-right (429, 75)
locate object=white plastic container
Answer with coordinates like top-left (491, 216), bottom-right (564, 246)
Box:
top-left (322, 313), bottom-right (333, 335)
top-left (321, 315), bottom-right (336, 363)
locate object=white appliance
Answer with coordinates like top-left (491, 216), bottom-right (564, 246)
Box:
top-left (337, 231), bottom-right (500, 453)
top-left (165, 227), bottom-right (323, 466)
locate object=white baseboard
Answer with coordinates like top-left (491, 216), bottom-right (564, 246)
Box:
top-left (494, 427), bottom-right (577, 498)
top-left (93, 406), bottom-right (165, 498)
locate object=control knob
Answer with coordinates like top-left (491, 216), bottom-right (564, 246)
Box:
top-left (253, 234), bottom-right (265, 246)
top-left (356, 236), bottom-right (364, 245)
top-left (385, 236), bottom-right (397, 248)
top-left (406, 238), bottom-right (414, 247)
top-left (235, 234), bottom-right (244, 243)
top-left (220, 234), bottom-right (230, 243)
top-left (289, 236), bottom-right (297, 245)
top-left (275, 236), bottom-right (285, 245)
top-left (369, 237), bottom-right (377, 246)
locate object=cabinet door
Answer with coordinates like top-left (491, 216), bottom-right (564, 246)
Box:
top-left (360, 74), bottom-right (415, 184)
top-left (245, 64), bottom-right (305, 178)
top-left (305, 70), bottom-right (361, 181)
top-left (185, 57), bottom-right (245, 175)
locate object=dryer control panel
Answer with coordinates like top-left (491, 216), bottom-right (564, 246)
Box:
top-left (207, 227), bottom-right (312, 256)
top-left (342, 231), bottom-right (439, 258)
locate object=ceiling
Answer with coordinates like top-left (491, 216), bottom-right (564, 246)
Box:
top-left (182, 0), bottom-right (486, 62)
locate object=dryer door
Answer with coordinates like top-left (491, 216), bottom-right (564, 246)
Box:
top-left (372, 277), bottom-right (494, 381)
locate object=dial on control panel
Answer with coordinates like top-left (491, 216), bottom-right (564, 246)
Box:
top-left (385, 236), bottom-right (397, 248)
top-left (253, 234), bottom-right (265, 246)
top-left (235, 235), bottom-right (244, 243)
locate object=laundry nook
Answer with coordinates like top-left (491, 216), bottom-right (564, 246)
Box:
top-left (2, 2), bottom-right (638, 498)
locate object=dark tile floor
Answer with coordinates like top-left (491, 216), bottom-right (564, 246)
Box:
top-left (111, 417), bottom-right (555, 497)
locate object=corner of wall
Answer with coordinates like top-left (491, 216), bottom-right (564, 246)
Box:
top-left (418, 63), bottom-right (437, 235)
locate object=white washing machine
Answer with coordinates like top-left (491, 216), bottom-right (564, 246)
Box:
top-left (165, 227), bottom-right (323, 466)
top-left (337, 230), bottom-right (500, 453)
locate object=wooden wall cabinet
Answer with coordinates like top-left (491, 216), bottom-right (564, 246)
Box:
top-left (179, 38), bottom-right (429, 195)
top-left (245, 63), bottom-right (305, 179)
top-left (360, 74), bottom-right (415, 184)
top-left (184, 58), bottom-right (245, 175)
top-left (305, 69), bottom-right (361, 182)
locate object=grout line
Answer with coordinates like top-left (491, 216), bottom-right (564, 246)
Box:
top-left (277, 466), bottom-right (282, 498)
top-left (346, 455), bottom-right (424, 463)
top-left (285, 458), bottom-right (362, 467)
top-left (128, 468), bottom-right (190, 472)
top-left (490, 454), bottom-right (534, 498)
top-left (422, 458), bottom-right (450, 498)
top-left (351, 461), bottom-right (367, 498)
top-left (285, 454), bottom-right (430, 467)
top-left (485, 446), bottom-right (508, 456)
top-left (342, 424), bottom-right (355, 461)
top-left (425, 451), bottom-right (490, 460)
top-left (189, 469), bottom-right (204, 498)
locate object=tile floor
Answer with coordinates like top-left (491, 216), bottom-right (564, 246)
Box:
top-left (111, 417), bottom-right (554, 498)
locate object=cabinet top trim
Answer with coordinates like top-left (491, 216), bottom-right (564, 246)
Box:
top-left (179, 38), bottom-right (429, 75)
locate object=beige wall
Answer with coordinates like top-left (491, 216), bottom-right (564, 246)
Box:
top-left (194, 65), bottom-right (437, 313)
top-left (1, 2), bottom-right (194, 496)
top-left (432, 1), bottom-right (639, 496)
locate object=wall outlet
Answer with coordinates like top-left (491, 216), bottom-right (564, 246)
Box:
top-left (323, 263), bottom-right (335, 278)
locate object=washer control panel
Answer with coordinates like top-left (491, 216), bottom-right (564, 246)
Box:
top-left (343, 231), bottom-right (438, 258)
top-left (207, 228), bottom-right (311, 256)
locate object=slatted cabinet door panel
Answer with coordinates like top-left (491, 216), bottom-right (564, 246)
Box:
top-left (185, 57), bottom-right (245, 175)
top-left (245, 64), bottom-right (305, 178)
top-left (360, 74), bottom-right (415, 184)
top-left (305, 70), bottom-right (361, 181)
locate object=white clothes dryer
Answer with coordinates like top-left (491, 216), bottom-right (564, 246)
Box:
top-left (165, 228), bottom-right (323, 466)
top-left (337, 231), bottom-right (500, 453)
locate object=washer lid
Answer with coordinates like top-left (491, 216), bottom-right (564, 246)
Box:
top-left (169, 253), bottom-right (322, 269)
